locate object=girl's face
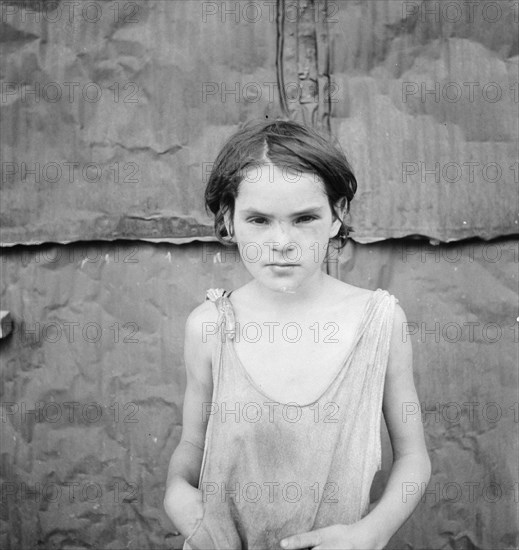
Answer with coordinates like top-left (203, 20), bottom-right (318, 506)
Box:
top-left (229, 163), bottom-right (343, 295)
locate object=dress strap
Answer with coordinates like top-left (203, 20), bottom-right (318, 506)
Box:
top-left (205, 288), bottom-right (236, 341)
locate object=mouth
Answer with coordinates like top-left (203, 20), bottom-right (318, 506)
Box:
top-left (267, 263), bottom-right (300, 267)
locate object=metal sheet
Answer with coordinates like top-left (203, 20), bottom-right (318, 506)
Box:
top-left (1, 1), bottom-right (517, 246)
top-left (0, 0), bottom-right (282, 246)
top-left (0, 238), bottom-right (517, 549)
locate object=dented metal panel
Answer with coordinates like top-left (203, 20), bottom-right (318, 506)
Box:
top-left (0, 0), bottom-right (282, 246)
top-left (1, 1), bottom-right (517, 246)
top-left (0, 238), bottom-right (517, 549)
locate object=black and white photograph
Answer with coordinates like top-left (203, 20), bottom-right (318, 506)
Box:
top-left (0, 1), bottom-right (517, 549)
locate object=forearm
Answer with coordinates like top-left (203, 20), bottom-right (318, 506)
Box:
top-left (163, 439), bottom-right (206, 533)
top-left (165, 439), bottom-right (204, 492)
top-left (358, 452), bottom-right (432, 549)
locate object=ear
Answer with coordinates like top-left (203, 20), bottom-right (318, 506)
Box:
top-left (335, 198), bottom-right (347, 217)
top-left (223, 211), bottom-right (234, 241)
top-left (330, 198), bottom-right (347, 237)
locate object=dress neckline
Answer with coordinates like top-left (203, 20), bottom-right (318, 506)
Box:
top-left (224, 289), bottom-right (383, 407)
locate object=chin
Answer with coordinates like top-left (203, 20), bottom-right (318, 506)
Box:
top-left (271, 279), bottom-right (301, 294)
top-left (277, 286), bottom-right (298, 294)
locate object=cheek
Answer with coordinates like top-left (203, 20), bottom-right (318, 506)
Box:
top-left (233, 221), bottom-right (255, 243)
top-left (300, 221), bottom-right (333, 241)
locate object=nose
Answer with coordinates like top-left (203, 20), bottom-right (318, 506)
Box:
top-left (267, 222), bottom-right (298, 254)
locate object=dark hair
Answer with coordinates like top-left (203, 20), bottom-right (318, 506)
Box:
top-left (204, 119), bottom-right (357, 251)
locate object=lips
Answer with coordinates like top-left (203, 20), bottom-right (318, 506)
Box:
top-left (267, 263), bottom-right (299, 267)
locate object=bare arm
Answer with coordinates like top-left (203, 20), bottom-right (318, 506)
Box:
top-left (279, 302), bottom-right (432, 550)
top-left (163, 301), bottom-right (216, 532)
top-left (358, 303), bottom-right (432, 548)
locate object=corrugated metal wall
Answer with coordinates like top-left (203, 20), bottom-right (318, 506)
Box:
top-left (1, 1), bottom-right (518, 549)
top-left (2, 0), bottom-right (517, 245)
top-left (1, 238), bottom-right (517, 549)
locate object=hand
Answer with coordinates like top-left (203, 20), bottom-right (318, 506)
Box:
top-left (163, 477), bottom-right (204, 539)
top-left (279, 522), bottom-right (384, 550)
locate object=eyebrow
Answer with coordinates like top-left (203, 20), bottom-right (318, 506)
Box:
top-left (239, 206), bottom-right (324, 217)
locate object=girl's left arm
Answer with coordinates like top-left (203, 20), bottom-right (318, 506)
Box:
top-left (352, 301), bottom-right (432, 547)
top-left (281, 303), bottom-right (432, 550)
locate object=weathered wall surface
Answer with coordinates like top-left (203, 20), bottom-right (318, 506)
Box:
top-left (1, 1), bottom-right (518, 549)
top-left (1, 0), bottom-right (517, 245)
top-left (329, 0), bottom-right (518, 242)
top-left (0, 0), bottom-right (282, 245)
top-left (0, 239), bottom-right (517, 549)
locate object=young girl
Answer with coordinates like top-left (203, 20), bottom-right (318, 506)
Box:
top-left (164, 120), bottom-right (431, 550)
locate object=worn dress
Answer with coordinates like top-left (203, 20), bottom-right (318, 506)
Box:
top-left (183, 288), bottom-right (397, 550)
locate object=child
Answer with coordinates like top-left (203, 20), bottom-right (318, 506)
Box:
top-left (164, 120), bottom-right (431, 550)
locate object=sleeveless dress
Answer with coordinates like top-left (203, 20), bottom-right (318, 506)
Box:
top-left (183, 288), bottom-right (398, 550)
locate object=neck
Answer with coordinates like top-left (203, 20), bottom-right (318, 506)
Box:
top-left (250, 270), bottom-right (330, 314)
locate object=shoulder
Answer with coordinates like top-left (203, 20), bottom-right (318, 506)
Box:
top-left (324, 278), bottom-right (403, 314)
top-left (386, 301), bottom-right (412, 378)
top-left (185, 297), bottom-right (220, 341)
top-left (332, 281), bottom-right (405, 339)
top-left (184, 295), bottom-right (221, 363)
top-left (326, 278), bottom-right (376, 308)
top-left (391, 300), bottom-right (406, 323)
top-left (186, 297), bottom-right (219, 326)
top-left (343, 282), bottom-right (400, 313)
top-left (338, 280), bottom-right (398, 306)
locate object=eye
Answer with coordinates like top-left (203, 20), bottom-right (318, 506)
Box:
top-left (296, 215), bottom-right (317, 223)
top-left (248, 217), bottom-right (269, 225)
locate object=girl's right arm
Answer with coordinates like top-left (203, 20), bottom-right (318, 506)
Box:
top-left (163, 301), bottom-right (217, 537)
